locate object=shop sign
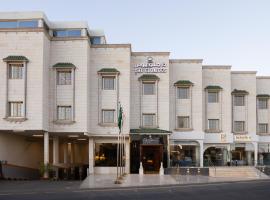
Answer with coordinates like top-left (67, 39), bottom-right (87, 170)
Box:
top-left (234, 135), bottom-right (252, 142)
top-left (220, 133), bottom-right (227, 143)
top-left (134, 57), bottom-right (167, 74)
top-left (142, 137), bottom-right (160, 145)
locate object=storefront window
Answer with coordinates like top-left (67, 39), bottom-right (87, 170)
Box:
top-left (95, 143), bottom-right (118, 166)
top-left (258, 143), bottom-right (270, 165)
top-left (169, 144), bottom-right (197, 167)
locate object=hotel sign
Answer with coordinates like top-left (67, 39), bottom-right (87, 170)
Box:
top-left (134, 57), bottom-right (167, 74)
top-left (234, 135), bottom-right (252, 142)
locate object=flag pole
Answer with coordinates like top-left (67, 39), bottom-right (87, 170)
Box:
top-left (115, 103), bottom-right (123, 184)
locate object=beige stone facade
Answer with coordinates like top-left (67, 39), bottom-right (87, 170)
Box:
top-left (0, 12), bottom-right (270, 177)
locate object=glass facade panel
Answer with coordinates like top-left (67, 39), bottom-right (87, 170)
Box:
top-left (95, 143), bottom-right (118, 166)
top-left (90, 37), bottom-right (101, 44)
top-left (18, 20), bottom-right (38, 28)
top-left (0, 21), bottom-right (17, 28)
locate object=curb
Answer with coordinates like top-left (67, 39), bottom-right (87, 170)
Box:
top-left (79, 178), bottom-right (270, 191)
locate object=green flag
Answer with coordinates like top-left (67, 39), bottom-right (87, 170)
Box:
top-left (118, 105), bottom-right (123, 132)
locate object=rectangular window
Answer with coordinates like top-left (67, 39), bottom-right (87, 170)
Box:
top-left (208, 92), bottom-right (219, 103)
top-left (9, 102), bottom-right (23, 117)
top-left (95, 143), bottom-right (118, 166)
top-left (57, 71), bottom-right (72, 85)
top-left (234, 95), bottom-right (245, 106)
top-left (90, 37), bottom-right (101, 44)
top-left (18, 20), bottom-right (39, 28)
top-left (208, 119), bottom-right (219, 131)
top-left (234, 121), bottom-right (245, 132)
top-left (102, 77), bottom-right (115, 90)
top-left (143, 114), bottom-right (155, 127)
top-left (143, 82), bottom-right (155, 95)
top-left (0, 20), bottom-right (38, 28)
top-left (258, 99), bottom-right (268, 109)
top-left (9, 64), bottom-right (23, 79)
top-left (177, 116), bottom-right (190, 128)
top-left (57, 106), bottom-right (72, 120)
top-left (259, 124), bottom-right (268, 133)
top-left (53, 29), bottom-right (81, 37)
top-left (102, 110), bottom-right (115, 123)
top-left (177, 87), bottom-right (189, 99)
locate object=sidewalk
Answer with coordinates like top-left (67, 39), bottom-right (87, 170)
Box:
top-left (80, 174), bottom-right (270, 189)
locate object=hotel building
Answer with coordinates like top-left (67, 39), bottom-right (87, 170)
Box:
top-left (0, 12), bottom-right (270, 178)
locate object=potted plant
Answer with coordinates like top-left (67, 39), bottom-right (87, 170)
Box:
top-left (39, 163), bottom-right (52, 179)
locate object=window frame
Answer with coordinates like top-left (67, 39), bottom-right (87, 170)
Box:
top-left (258, 123), bottom-right (268, 134)
top-left (208, 91), bottom-right (219, 103)
top-left (234, 95), bottom-right (245, 106)
top-left (258, 98), bottom-right (268, 109)
top-left (142, 113), bottom-right (156, 127)
top-left (57, 70), bottom-right (72, 85)
top-left (208, 119), bottom-right (220, 131)
top-left (57, 105), bottom-right (72, 121)
top-left (177, 116), bottom-right (190, 129)
top-left (8, 63), bottom-right (24, 79)
top-left (102, 109), bottom-right (115, 124)
top-left (177, 87), bottom-right (190, 99)
top-left (102, 76), bottom-right (115, 90)
top-left (234, 121), bottom-right (245, 133)
top-left (142, 82), bottom-right (155, 95)
top-left (8, 101), bottom-right (23, 117)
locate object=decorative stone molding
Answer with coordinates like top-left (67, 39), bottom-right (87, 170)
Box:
top-left (53, 120), bottom-right (76, 125)
top-left (3, 117), bottom-right (27, 122)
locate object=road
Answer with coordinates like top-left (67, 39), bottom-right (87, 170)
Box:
top-left (0, 180), bottom-right (270, 200)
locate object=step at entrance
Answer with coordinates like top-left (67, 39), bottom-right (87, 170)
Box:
top-left (209, 167), bottom-right (268, 178)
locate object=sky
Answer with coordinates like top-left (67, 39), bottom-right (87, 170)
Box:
top-left (1, 0), bottom-right (270, 75)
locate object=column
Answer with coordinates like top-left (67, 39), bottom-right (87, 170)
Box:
top-left (198, 140), bottom-right (204, 167)
top-left (196, 146), bottom-right (200, 167)
top-left (53, 137), bottom-right (59, 179)
top-left (125, 137), bottom-right (130, 173)
top-left (44, 132), bottom-right (49, 178)
top-left (88, 137), bottom-right (94, 174)
top-left (253, 142), bottom-right (258, 166)
top-left (63, 143), bottom-right (68, 164)
top-left (53, 137), bottom-right (59, 164)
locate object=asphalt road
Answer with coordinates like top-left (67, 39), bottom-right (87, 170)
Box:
top-left (0, 180), bottom-right (270, 200)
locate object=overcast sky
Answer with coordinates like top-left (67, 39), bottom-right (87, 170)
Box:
top-left (1, 0), bottom-right (270, 75)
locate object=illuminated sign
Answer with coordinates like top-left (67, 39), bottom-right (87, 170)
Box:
top-left (134, 57), bottom-right (167, 74)
top-left (234, 135), bottom-right (252, 142)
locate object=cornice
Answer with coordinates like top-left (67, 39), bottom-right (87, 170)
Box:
top-left (131, 52), bottom-right (170, 56)
top-left (170, 59), bottom-right (203, 64)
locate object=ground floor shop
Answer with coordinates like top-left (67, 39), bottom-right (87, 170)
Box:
top-left (1, 131), bottom-right (270, 179)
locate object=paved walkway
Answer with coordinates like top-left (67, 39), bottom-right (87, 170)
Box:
top-left (80, 174), bottom-right (269, 189)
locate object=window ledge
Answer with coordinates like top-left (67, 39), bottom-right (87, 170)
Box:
top-left (174, 128), bottom-right (193, 132)
top-left (205, 129), bottom-right (222, 133)
top-left (139, 126), bottom-right (159, 129)
top-left (53, 120), bottom-right (76, 125)
top-left (233, 132), bottom-right (248, 134)
top-left (99, 123), bottom-right (118, 127)
top-left (3, 117), bottom-right (27, 122)
top-left (257, 133), bottom-right (270, 136)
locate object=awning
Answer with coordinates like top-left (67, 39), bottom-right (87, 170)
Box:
top-left (3, 55), bottom-right (29, 62)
